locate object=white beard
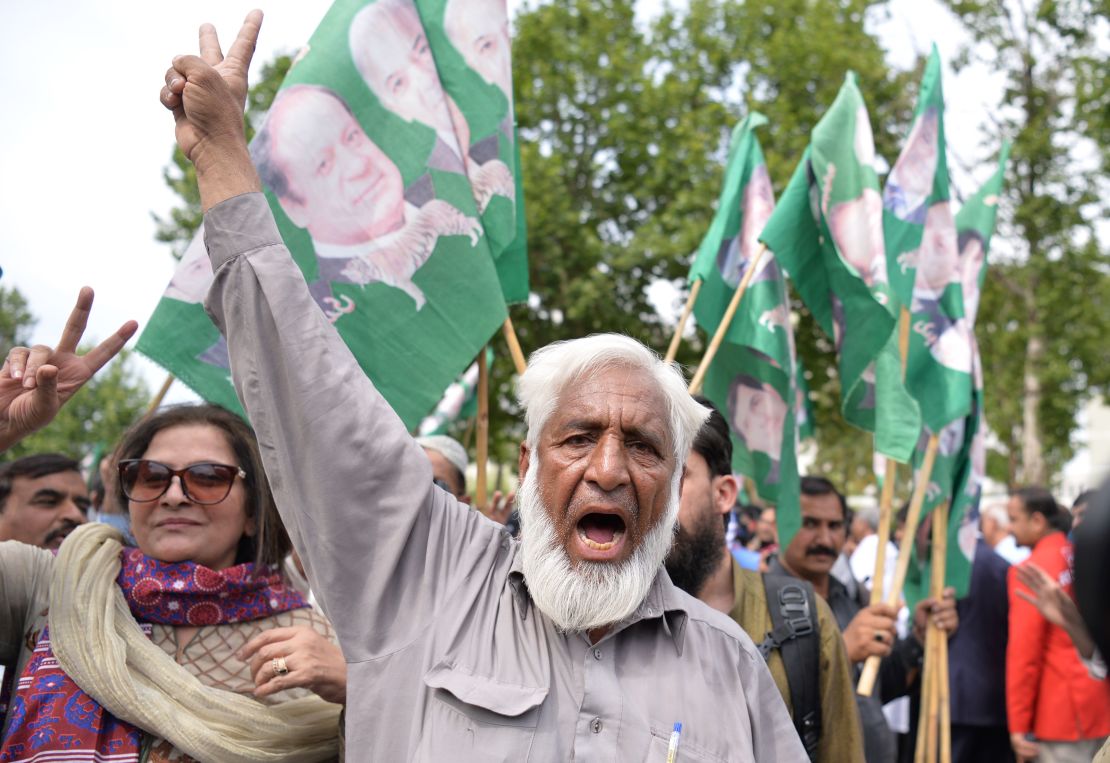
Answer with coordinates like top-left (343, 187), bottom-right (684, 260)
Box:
top-left (517, 465), bottom-right (680, 633)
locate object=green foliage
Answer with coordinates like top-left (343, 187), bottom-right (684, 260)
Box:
top-left (506, 0), bottom-right (917, 488)
top-left (943, 0), bottom-right (1109, 484)
top-left (0, 286), bottom-right (150, 463)
top-left (0, 286), bottom-right (35, 349)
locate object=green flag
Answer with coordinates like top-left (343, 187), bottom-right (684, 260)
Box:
top-left (694, 115), bottom-right (801, 544)
top-left (688, 113), bottom-right (774, 340)
top-left (884, 47), bottom-right (971, 433)
top-left (414, 0), bottom-right (529, 302)
top-left (903, 145), bottom-right (1009, 606)
top-left (759, 73), bottom-right (921, 462)
top-left (138, 0), bottom-right (517, 428)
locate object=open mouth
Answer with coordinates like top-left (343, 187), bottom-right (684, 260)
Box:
top-left (575, 512), bottom-right (628, 557)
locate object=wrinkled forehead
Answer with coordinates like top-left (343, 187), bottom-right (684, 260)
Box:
top-left (539, 364), bottom-right (673, 448)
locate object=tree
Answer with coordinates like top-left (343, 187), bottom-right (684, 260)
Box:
top-left (509, 0), bottom-right (917, 493)
top-left (0, 286), bottom-right (150, 462)
top-left (0, 286), bottom-right (34, 350)
top-left (943, 0), bottom-right (1110, 485)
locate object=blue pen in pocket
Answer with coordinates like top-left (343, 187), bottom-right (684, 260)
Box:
top-left (666, 722), bottom-right (682, 762)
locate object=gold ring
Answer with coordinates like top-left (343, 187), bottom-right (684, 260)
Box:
top-left (273, 656), bottom-right (289, 676)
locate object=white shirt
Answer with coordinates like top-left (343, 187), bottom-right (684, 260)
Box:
top-left (993, 534), bottom-right (1031, 565)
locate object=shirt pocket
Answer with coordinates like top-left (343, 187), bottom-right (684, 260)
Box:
top-left (415, 661), bottom-right (547, 762)
top-left (646, 724), bottom-right (730, 763)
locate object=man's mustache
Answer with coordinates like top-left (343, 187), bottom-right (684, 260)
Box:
top-left (805, 545), bottom-right (837, 558)
top-left (44, 520), bottom-right (82, 546)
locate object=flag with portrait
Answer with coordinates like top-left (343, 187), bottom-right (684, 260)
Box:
top-left (138, 0), bottom-right (525, 428)
top-left (758, 73), bottom-right (921, 463)
top-left (693, 114), bottom-right (802, 543)
top-left (903, 144), bottom-right (1009, 606)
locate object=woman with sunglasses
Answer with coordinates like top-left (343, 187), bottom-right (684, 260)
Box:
top-left (0, 404), bottom-right (342, 762)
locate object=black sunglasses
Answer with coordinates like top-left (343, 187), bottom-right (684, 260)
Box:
top-left (118, 459), bottom-right (246, 505)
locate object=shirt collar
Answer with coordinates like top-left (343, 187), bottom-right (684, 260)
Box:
top-left (508, 553), bottom-right (690, 655)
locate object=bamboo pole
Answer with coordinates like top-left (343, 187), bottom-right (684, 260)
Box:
top-left (462, 415), bottom-right (477, 450)
top-left (934, 502), bottom-right (952, 763)
top-left (870, 457), bottom-right (898, 605)
top-left (925, 629), bottom-right (941, 763)
top-left (926, 501), bottom-right (949, 762)
top-left (939, 634), bottom-right (952, 763)
top-left (915, 623), bottom-right (937, 763)
top-left (664, 279), bottom-right (703, 364)
top-left (475, 349), bottom-right (490, 510)
top-left (858, 432), bottom-right (941, 695)
top-left (501, 317), bottom-right (527, 375)
top-left (744, 477), bottom-right (763, 508)
top-left (687, 245), bottom-right (768, 395)
top-left (146, 374), bottom-right (175, 414)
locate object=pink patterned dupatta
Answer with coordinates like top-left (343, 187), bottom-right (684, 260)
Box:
top-left (0, 547), bottom-right (307, 763)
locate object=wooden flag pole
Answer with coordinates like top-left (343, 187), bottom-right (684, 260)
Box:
top-left (858, 431), bottom-right (941, 695)
top-left (869, 457), bottom-right (898, 605)
top-left (744, 477), bottom-right (763, 508)
top-left (924, 501), bottom-right (950, 762)
top-left (688, 245), bottom-right (768, 395)
top-left (475, 349), bottom-right (490, 510)
top-left (146, 374), bottom-right (175, 415)
top-left (501, 317), bottom-right (527, 375)
top-left (934, 501), bottom-right (952, 763)
top-left (664, 279), bottom-right (703, 364)
top-left (914, 622), bottom-right (938, 763)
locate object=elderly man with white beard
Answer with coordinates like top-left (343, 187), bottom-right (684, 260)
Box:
top-left (158, 12), bottom-right (803, 761)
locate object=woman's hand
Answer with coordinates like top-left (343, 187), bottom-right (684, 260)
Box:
top-left (240, 625), bottom-right (347, 705)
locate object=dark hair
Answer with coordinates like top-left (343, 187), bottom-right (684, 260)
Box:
top-left (0, 454), bottom-right (82, 511)
top-left (1074, 490), bottom-right (1097, 510)
top-left (251, 84), bottom-right (360, 206)
top-left (111, 404), bottom-right (291, 570)
top-left (957, 228), bottom-right (985, 254)
top-left (801, 475), bottom-right (848, 520)
top-left (691, 396), bottom-right (732, 478)
top-left (1013, 486), bottom-right (1072, 534)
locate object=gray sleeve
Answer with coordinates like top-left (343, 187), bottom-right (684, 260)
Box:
top-left (0, 541), bottom-right (53, 664)
top-left (202, 192), bottom-right (505, 661)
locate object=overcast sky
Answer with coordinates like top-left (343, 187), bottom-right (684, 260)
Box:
top-left (0, 0), bottom-right (1030, 440)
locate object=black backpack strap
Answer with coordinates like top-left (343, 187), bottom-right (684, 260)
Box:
top-left (758, 574), bottom-right (822, 761)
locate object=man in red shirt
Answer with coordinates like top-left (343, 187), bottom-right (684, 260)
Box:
top-left (1007, 486), bottom-right (1110, 763)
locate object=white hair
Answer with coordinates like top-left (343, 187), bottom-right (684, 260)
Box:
top-left (516, 333), bottom-right (709, 468)
top-left (981, 502), bottom-right (1010, 528)
top-left (517, 462), bottom-right (682, 632)
top-left (513, 334), bottom-right (707, 632)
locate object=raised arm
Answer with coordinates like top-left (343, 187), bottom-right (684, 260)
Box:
top-left (0, 288), bottom-right (137, 452)
top-left (161, 14), bottom-right (507, 659)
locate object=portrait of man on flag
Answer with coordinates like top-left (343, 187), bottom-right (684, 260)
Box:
top-left (716, 163), bottom-right (775, 288)
top-left (251, 84), bottom-right (481, 312)
top-left (726, 368), bottom-right (788, 484)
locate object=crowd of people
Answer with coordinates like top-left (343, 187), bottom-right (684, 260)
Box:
top-left (1, 10), bottom-right (1108, 763)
